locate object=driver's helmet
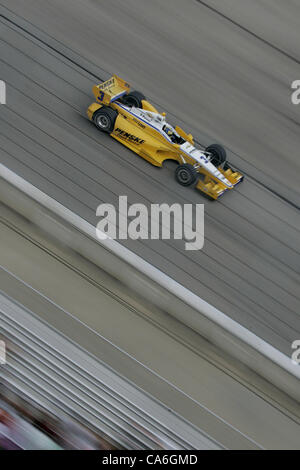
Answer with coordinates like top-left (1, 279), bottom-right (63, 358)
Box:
top-left (164, 125), bottom-right (173, 137)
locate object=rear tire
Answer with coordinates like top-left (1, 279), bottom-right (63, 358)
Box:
top-left (175, 163), bottom-right (198, 186)
top-left (93, 107), bottom-right (117, 133)
top-left (205, 144), bottom-right (227, 167)
top-left (123, 90), bottom-right (146, 108)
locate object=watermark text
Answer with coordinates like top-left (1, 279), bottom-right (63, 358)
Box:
top-left (291, 80), bottom-right (300, 105)
top-left (0, 340), bottom-right (6, 365)
top-left (96, 196), bottom-right (204, 250)
top-left (291, 340), bottom-right (300, 365)
top-left (0, 80), bottom-right (6, 104)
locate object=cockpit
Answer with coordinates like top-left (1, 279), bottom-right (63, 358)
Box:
top-left (162, 124), bottom-right (185, 144)
top-left (124, 106), bottom-right (186, 144)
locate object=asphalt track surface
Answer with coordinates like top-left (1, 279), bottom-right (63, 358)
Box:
top-left (0, 0), bottom-right (300, 356)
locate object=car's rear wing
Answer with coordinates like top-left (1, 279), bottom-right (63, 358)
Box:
top-left (92, 75), bottom-right (130, 105)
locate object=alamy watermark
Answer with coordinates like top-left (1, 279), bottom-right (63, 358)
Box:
top-left (0, 80), bottom-right (6, 105)
top-left (0, 340), bottom-right (6, 365)
top-left (291, 340), bottom-right (300, 365)
top-left (96, 196), bottom-right (204, 250)
top-left (291, 80), bottom-right (300, 105)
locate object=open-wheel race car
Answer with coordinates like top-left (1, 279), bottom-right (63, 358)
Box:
top-left (87, 75), bottom-right (244, 199)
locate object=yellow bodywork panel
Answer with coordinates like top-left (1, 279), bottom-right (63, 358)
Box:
top-left (110, 109), bottom-right (180, 167)
top-left (196, 175), bottom-right (227, 200)
top-left (141, 100), bottom-right (159, 114)
top-left (86, 102), bottom-right (102, 120)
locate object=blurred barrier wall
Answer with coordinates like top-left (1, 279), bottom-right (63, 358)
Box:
top-left (0, 293), bottom-right (219, 449)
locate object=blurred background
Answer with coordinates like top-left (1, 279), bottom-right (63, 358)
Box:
top-left (0, 381), bottom-right (115, 450)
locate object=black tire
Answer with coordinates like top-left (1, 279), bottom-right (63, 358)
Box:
top-left (175, 163), bottom-right (198, 186)
top-left (93, 107), bottom-right (117, 133)
top-left (123, 90), bottom-right (146, 108)
top-left (205, 144), bottom-right (227, 167)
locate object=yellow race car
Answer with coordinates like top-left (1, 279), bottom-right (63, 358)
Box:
top-left (87, 75), bottom-right (244, 199)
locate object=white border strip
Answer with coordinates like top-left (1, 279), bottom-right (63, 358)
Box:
top-left (0, 164), bottom-right (299, 387)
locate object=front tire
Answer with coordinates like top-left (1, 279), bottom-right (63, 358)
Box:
top-left (123, 90), bottom-right (146, 108)
top-left (93, 107), bottom-right (117, 133)
top-left (205, 144), bottom-right (227, 167)
top-left (175, 163), bottom-right (198, 186)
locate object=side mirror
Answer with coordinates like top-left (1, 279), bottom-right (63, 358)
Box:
top-left (187, 133), bottom-right (194, 144)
